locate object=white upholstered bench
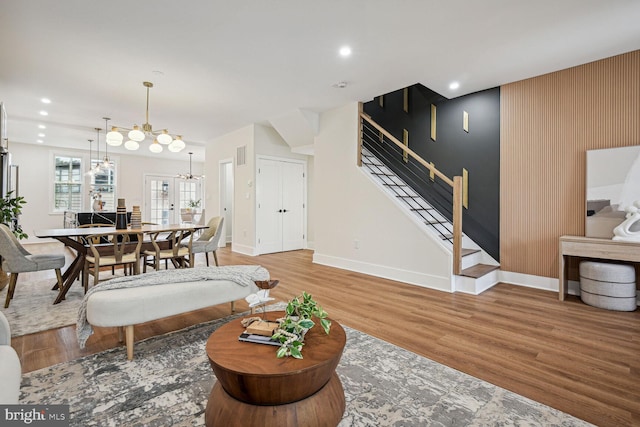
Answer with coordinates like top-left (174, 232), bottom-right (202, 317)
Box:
top-left (78, 266), bottom-right (268, 360)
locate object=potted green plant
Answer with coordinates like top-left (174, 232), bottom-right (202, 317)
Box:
top-left (272, 292), bottom-right (331, 359)
top-left (0, 191), bottom-right (27, 290)
top-left (185, 199), bottom-right (201, 213)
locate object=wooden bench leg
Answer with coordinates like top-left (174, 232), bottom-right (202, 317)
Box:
top-left (125, 325), bottom-right (135, 361)
top-left (230, 300), bottom-right (235, 313)
top-left (118, 326), bottom-right (124, 343)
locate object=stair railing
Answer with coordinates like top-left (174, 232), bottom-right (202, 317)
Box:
top-left (358, 108), bottom-right (464, 275)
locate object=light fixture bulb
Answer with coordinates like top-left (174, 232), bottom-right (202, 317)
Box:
top-left (124, 140), bottom-right (140, 150)
top-left (128, 125), bottom-right (145, 142)
top-left (149, 140), bottom-right (163, 153)
top-left (106, 127), bottom-right (124, 146)
top-left (168, 135), bottom-right (185, 152)
top-left (449, 81), bottom-right (460, 90)
top-left (157, 130), bottom-right (172, 145)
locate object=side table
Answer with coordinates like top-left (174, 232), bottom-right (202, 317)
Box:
top-left (205, 311), bottom-right (346, 427)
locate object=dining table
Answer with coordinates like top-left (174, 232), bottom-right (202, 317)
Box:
top-left (34, 223), bottom-right (208, 304)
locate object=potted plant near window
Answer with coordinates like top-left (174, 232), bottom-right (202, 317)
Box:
top-left (186, 199), bottom-right (201, 212)
top-left (0, 191), bottom-right (27, 290)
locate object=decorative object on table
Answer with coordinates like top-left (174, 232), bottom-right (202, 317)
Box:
top-left (91, 192), bottom-right (104, 212)
top-left (116, 198), bottom-right (127, 229)
top-left (130, 206), bottom-right (142, 229)
top-left (239, 280), bottom-right (280, 342)
top-left (272, 291), bottom-right (331, 359)
top-left (105, 82), bottom-right (186, 154)
top-left (0, 191), bottom-right (27, 291)
top-left (612, 200), bottom-right (640, 242)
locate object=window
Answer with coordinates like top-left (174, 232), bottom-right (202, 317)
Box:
top-left (53, 156), bottom-right (82, 212)
top-left (90, 159), bottom-right (116, 211)
top-left (178, 180), bottom-right (199, 209)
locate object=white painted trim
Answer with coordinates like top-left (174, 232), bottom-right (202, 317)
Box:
top-left (313, 252), bottom-right (452, 292)
top-left (498, 270), bottom-right (559, 292)
top-left (290, 144), bottom-right (314, 156)
top-left (231, 243), bottom-right (257, 256)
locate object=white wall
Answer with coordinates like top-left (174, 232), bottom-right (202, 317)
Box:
top-left (313, 102), bottom-right (453, 291)
top-left (205, 123), bottom-right (314, 255)
top-left (205, 125), bottom-right (256, 254)
top-left (9, 142), bottom-right (202, 243)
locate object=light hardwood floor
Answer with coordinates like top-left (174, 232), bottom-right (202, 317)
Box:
top-left (10, 244), bottom-right (640, 426)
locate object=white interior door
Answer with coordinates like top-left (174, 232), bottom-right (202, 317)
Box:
top-left (256, 158), bottom-right (305, 254)
top-left (256, 159), bottom-right (283, 254)
top-left (281, 162), bottom-right (305, 251)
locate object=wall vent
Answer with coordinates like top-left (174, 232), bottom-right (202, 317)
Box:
top-left (236, 145), bottom-right (246, 166)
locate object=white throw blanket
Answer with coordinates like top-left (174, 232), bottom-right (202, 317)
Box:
top-left (76, 265), bottom-right (269, 347)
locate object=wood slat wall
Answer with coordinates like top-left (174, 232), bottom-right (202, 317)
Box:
top-left (500, 50), bottom-right (640, 278)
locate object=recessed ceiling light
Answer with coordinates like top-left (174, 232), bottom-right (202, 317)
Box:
top-left (449, 82), bottom-right (460, 90)
top-left (37, 139), bottom-right (43, 143)
top-left (339, 46), bottom-right (352, 57)
top-left (39, 110), bottom-right (48, 116)
top-left (41, 98), bottom-right (51, 104)
top-left (38, 133), bottom-right (45, 137)
top-left (38, 124), bottom-right (46, 129)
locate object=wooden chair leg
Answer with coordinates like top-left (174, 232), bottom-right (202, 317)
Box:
top-left (125, 325), bottom-right (135, 361)
top-left (213, 251), bottom-right (219, 266)
top-left (143, 256), bottom-right (147, 273)
top-left (230, 300), bottom-right (235, 313)
top-left (83, 261), bottom-right (90, 293)
top-left (4, 273), bottom-right (18, 308)
top-left (205, 253), bottom-right (210, 266)
top-left (118, 327), bottom-right (124, 343)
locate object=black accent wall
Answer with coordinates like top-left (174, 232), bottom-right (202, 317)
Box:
top-left (363, 84), bottom-right (500, 261)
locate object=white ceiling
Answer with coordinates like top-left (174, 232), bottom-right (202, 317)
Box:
top-left (1, 0), bottom-right (639, 162)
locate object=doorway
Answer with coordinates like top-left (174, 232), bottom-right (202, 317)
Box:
top-left (144, 175), bottom-right (203, 225)
top-left (219, 160), bottom-right (233, 245)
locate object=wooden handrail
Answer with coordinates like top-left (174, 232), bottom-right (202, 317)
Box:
top-left (360, 112), bottom-right (454, 188)
top-left (359, 109), bottom-right (464, 276)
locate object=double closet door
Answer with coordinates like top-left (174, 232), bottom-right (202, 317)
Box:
top-left (256, 158), bottom-right (306, 254)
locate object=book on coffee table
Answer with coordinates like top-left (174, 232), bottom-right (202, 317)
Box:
top-left (238, 333), bottom-right (281, 346)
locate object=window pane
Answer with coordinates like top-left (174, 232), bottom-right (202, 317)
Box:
top-left (54, 156), bottom-right (82, 212)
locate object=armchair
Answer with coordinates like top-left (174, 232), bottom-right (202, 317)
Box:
top-left (0, 311), bottom-right (21, 403)
top-left (0, 223), bottom-right (65, 308)
top-left (187, 216), bottom-right (224, 266)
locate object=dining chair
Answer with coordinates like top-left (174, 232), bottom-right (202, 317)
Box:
top-left (142, 229), bottom-right (194, 272)
top-left (186, 216), bottom-right (224, 267)
top-left (78, 223), bottom-right (115, 275)
top-left (83, 230), bottom-right (143, 291)
top-left (0, 224), bottom-right (65, 308)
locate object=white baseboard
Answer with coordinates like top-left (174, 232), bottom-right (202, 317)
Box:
top-left (231, 243), bottom-right (258, 256)
top-left (312, 253), bottom-right (452, 292)
top-left (498, 271), bottom-right (559, 292)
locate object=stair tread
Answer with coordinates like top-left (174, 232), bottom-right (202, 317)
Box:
top-left (461, 248), bottom-right (481, 257)
top-left (460, 264), bottom-right (499, 278)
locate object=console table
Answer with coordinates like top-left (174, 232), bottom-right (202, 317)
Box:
top-left (558, 235), bottom-right (640, 301)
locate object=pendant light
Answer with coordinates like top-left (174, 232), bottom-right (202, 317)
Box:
top-left (176, 152), bottom-right (204, 180)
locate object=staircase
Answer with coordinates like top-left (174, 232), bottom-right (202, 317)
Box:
top-left (360, 147), bottom-right (499, 294)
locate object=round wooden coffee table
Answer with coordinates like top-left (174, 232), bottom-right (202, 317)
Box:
top-left (205, 311), bottom-right (346, 427)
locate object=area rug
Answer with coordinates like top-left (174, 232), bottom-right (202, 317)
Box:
top-left (19, 311), bottom-right (592, 426)
top-left (0, 276), bottom-right (93, 337)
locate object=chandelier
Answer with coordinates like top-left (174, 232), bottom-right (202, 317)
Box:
top-left (105, 81), bottom-right (186, 154)
top-left (176, 152), bottom-right (204, 180)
